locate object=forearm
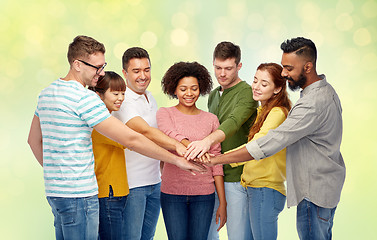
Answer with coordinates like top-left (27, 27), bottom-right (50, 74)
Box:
top-left (144, 128), bottom-right (184, 152)
top-left (212, 146), bottom-right (254, 165)
top-left (28, 115), bottom-right (43, 166)
top-left (214, 175), bottom-right (226, 206)
top-left (204, 129), bottom-right (226, 147)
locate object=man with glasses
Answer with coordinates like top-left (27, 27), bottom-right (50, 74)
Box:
top-left (27, 35), bottom-right (206, 240)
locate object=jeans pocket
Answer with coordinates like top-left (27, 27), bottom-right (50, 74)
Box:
top-left (272, 190), bottom-right (286, 212)
top-left (316, 206), bottom-right (333, 222)
top-left (50, 198), bottom-right (77, 225)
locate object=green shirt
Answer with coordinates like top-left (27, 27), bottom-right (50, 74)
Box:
top-left (208, 81), bottom-right (258, 182)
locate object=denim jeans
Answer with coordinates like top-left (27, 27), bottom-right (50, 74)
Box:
top-left (98, 186), bottom-right (128, 240)
top-left (296, 199), bottom-right (336, 240)
top-left (247, 187), bottom-right (286, 240)
top-left (47, 195), bottom-right (99, 240)
top-left (123, 182), bottom-right (161, 240)
top-left (161, 192), bottom-right (215, 240)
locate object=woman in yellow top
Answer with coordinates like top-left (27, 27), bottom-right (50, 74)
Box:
top-left (89, 71), bottom-right (128, 240)
top-left (230, 63), bottom-right (291, 239)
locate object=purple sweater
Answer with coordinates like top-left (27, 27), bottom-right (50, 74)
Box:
top-left (156, 107), bottom-right (223, 195)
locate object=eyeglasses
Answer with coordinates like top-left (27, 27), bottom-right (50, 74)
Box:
top-left (78, 60), bottom-right (107, 75)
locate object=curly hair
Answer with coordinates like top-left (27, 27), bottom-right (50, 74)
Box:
top-left (161, 62), bottom-right (212, 98)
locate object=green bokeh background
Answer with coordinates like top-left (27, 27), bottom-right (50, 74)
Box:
top-left (1, 0), bottom-right (376, 239)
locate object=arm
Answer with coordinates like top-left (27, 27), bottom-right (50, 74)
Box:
top-left (214, 175), bottom-right (227, 231)
top-left (126, 116), bottom-right (186, 156)
top-left (94, 116), bottom-right (205, 174)
top-left (27, 115), bottom-right (43, 166)
top-left (186, 87), bottom-right (257, 159)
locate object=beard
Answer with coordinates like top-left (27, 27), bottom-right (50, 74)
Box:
top-left (285, 72), bottom-right (307, 91)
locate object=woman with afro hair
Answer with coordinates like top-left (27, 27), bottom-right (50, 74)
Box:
top-left (156, 62), bottom-right (226, 240)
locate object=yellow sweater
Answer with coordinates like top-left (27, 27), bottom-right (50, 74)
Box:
top-left (92, 129), bottom-right (129, 198)
top-left (230, 107), bottom-right (287, 195)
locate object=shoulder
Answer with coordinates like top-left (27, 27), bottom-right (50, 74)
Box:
top-left (265, 107), bottom-right (288, 124)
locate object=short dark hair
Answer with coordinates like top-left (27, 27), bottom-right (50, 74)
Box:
top-left (88, 71), bottom-right (126, 95)
top-left (122, 47), bottom-right (150, 71)
top-left (213, 41), bottom-right (241, 65)
top-left (161, 62), bottom-right (212, 98)
top-left (67, 35), bottom-right (105, 64)
top-left (280, 37), bottom-right (317, 66)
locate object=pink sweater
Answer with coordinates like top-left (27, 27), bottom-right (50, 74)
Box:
top-left (156, 106), bottom-right (223, 195)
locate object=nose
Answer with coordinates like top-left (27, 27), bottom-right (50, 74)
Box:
top-left (186, 89), bottom-right (193, 95)
top-left (281, 68), bottom-right (288, 77)
top-left (98, 70), bottom-right (105, 77)
top-left (220, 69), bottom-right (226, 76)
top-left (140, 71), bottom-right (146, 79)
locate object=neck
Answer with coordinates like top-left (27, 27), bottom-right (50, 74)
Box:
top-left (62, 70), bottom-right (84, 86)
top-left (302, 73), bottom-right (322, 89)
top-left (221, 77), bottom-right (241, 91)
top-left (175, 104), bottom-right (200, 115)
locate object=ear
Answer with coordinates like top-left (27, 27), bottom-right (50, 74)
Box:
top-left (122, 69), bottom-right (128, 78)
top-left (237, 62), bottom-right (242, 71)
top-left (304, 62), bottom-right (313, 74)
top-left (274, 86), bottom-right (282, 95)
top-left (72, 60), bottom-right (81, 72)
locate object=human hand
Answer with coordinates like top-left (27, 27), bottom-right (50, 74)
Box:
top-left (184, 139), bottom-right (211, 160)
top-left (216, 203), bottom-right (227, 231)
top-left (175, 157), bottom-right (207, 175)
top-left (175, 142), bottom-right (187, 157)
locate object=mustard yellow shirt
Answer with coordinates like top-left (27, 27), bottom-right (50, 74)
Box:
top-left (230, 107), bottom-right (287, 195)
top-left (92, 129), bottom-right (129, 198)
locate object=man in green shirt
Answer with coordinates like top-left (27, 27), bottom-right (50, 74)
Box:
top-left (186, 41), bottom-right (258, 240)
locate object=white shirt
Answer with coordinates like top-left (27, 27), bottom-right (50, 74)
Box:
top-left (112, 87), bottom-right (161, 189)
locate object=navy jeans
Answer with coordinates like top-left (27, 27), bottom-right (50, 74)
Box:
top-left (47, 195), bottom-right (99, 240)
top-left (296, 199), bottom-right (337, 240)
top-left (98, 186), bottom-right (128, 240)
top-left (161, 192), bottom-right (215, 240)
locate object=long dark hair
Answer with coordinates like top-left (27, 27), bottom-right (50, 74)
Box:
top-left (248, 63), bottom-right (292, 140)
top-left (88, 71), bottom-right (126, 95)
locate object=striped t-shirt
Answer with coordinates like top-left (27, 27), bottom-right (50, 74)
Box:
top-left (35, 79), bottom-right (110, 198)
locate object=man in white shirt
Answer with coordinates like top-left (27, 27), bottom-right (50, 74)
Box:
top-left (112, 47), bottom-right (186, 240)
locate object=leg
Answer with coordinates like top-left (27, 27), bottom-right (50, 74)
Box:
top-left (160, 192), bottom-right (188, 240)
top-left (296, 199), bottom-right (336, 240)
top-left (207, 190), bottom-right (220, 240)
top-left (189, 193), bottom-right (215, 240)
top-left (98, 186), bottom-right (128, 240)
top-left (47, 196), bottom-right (99, 240)
top-left (248, 187), bottom-right (286, 240)
top-left (123, 186), bottom-right (148, 239)
top-left (224, 182), bottom-right (252, 240)
top-left (141, 182), bottom-right (161, 240)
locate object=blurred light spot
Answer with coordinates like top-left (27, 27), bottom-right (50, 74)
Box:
top-left (335, 13), bottom-right (354, 31)
top-left (341, 48), bottom-right (360, 66)
top-left (6, 60), bottom-right (23, 79)
top-left (140, 31), bottom-right (158, 49)
top-left (26, 25), bottom-right (44, 45)
top-left (37, 69), bottom-right (55, 85)
top-left (361, 53), bottom-right (377, 71)
top-left (171, 12), bottom-right (188, 28)
top-left (362, 1), bottom-right (377, 18)
top-left (353, 28), bottom-right (371, 46)
top-left (114, 42), bottom-right (129, 60)
top-left (306, 32), bottom-right (324, 47)
top-left (247, 13), bottom-right (264, 31)
top-left (47, 0), bottom-right (66, 18)
top-left (297, 2), bottom-right (321, 22)
top-left (182, 1), bottom-right (202, 16)
top-left (336, 0), bottom-right (354, 14)
top-left (245, 32), bottom-right (263, 50)
top-left (229, 0), bottom-right (247, 20)
top-left (170, 28), bottom-right (188, 46)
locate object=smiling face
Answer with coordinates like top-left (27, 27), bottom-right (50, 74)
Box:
top-left (123, 58), bottom-right (151, 95)
top-left (281, 52), bottom-right (308, 91)
top-left (252, 69), bottom-right (282, 106)
top-left (100, 88), bottom-right (125, 113)
top-left (175, 76), bottom-right (200, 109)
top-left (78, 52), bottom-right (106, 87)
top-left (213, 58), bottom-right (242, 90)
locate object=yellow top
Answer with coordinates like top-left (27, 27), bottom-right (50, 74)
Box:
top-left (229, 107), bottom-right (287, 195)
top-left (92, 129), bottom-right (129, 198)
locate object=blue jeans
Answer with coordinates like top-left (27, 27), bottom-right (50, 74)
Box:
top-left (208, 182), bottom-right (252, 240)
top-left (296, 199), bottom-right (336, 240)
top-left (47, 195), bottom-right (99, 240)
top-left (161, 192), bottom-right (215, 240)
top-left (247, 187), bottom-right (286, 240)
top-left (98, 186), bottom-right (128, 240)
top-left (123, 183), bottom-right (161, 240)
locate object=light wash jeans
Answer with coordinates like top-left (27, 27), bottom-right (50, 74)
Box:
top-left (47, 195), bottom-right (99, 240)
top-left (296, 199), bottom-right (336, 240)
top-left (161, 192), bottom-right (215, 240)
top-left (123, 182), bottom-right (161, 240)
top-left (247, 187), bottom-right (286, 240)
top-left (207, 182), bottom-right (252, 240)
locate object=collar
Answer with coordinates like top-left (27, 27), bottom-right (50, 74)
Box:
top-left (126, 86), bottom-right (151, 101)
top-left (300, 74), bottom-right (327, 97)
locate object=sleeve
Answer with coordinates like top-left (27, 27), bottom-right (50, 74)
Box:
top-left (208, 114), bottom-right (223, 176)
top-left (246, 100), bottom-right (320, 160)
top-left (217, 87), bottom-right (258, 138)
top-left (112, 100), bottom-right (141, 124)
top-left (229, 107), bottom-right (286, 167)
top-left (77, 91), bottom-right (110, 127)
top-left (92, 129), bottom-right (126, 149)
top-left (156, 107), bottom-right (188, 142)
